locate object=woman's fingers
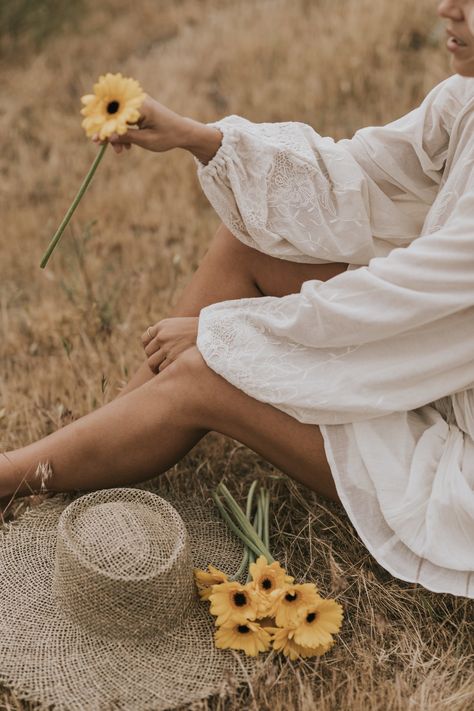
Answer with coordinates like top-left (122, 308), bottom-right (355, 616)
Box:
top-left (91, 133), bottom-right (133, 153)
top-left (141, 325), bottom-right (157, 347)
top-left (144, 335), bottom-right (162, 357)
top-left (148, 348), bottom-right (168, 373)
top-left (157, 357), bottom-right (172, 372)
top-left (110, 128), bottom-right (157, 149)
top-left (112, 142), bottom-right (131, 154)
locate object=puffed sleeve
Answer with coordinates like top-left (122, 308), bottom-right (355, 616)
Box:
top-left (196, 190), bottom-right (474, 425)
top-left (195, 74), bottom-right (469, 264)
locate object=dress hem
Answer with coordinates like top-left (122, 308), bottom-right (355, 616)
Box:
top-left (319, 424), bottom-right (473, 598)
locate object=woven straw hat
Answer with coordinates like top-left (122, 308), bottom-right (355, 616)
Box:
top-left (0, 486), bottom-right (262, 710)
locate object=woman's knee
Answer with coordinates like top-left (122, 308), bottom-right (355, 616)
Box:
top-left (211, 222), bottom-right (257, 264)
top-left (170, 346), bottom-right (208, 378)
top-left (148, 347), bottom-right (215, 419)
top-left (213, 224), bottom-right (349, 297)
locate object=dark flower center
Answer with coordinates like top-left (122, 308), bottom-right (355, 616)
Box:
top-left (238, 625), bottom-right (250, 634)
top-left (233, 592), bottom-right (247, 607)
top-left (285, 591), bottom-right (298, 603)
top-left (107, 100), bottom-right (120, 114)
top-left (306, 612), bottom-right (317, 623)
top-left (261, 577), bottom-right (273, 590)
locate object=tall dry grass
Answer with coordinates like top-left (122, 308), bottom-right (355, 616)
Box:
top-left (0, 0), bottom-right (473, 709)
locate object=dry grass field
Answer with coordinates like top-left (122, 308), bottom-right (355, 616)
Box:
top-left (1, 0), bottom-right (473, 709)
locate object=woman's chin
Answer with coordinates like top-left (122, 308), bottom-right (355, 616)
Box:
top-left (451, 54), bottom-right (474, 77)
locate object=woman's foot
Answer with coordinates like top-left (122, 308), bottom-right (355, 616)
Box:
top-left (1, 490), bottom-right (53, 523)
top-left (0, 492), bottom-right (16, 522)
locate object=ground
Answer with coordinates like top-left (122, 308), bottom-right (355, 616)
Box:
top-left (0, 0), bottom-right (473, 709)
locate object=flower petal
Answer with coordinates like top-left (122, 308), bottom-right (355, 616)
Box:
top-left (80, 73), bottom-right (146, 139)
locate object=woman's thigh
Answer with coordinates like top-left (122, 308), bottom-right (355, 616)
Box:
top-left (217, 223), bottom-right (349, 297)
top-left (117, 224), bottom-right (348, 395)
top-left (168, 223), bottom-right (348, 318)
top-left (180, 347), bottom-right (339, 502)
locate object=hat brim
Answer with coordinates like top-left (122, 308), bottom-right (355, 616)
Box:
top-left (0, 490), bottom-right (266, 711)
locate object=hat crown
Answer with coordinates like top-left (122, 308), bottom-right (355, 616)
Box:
top-left (53, 489), bottom-right (194, 638)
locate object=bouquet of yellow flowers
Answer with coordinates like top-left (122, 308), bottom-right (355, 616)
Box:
top-left (194, 482), bottom-right (343, 659)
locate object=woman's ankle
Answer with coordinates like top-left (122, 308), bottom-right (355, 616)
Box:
top-left (2, 453), bottom-right (55, 498)
top-left (0, 456), bottom-right (15, 499)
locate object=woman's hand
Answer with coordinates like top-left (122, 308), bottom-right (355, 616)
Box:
top-left (93, 95), bottom-right (222, 164)
top-left (93, 95), bottom-right (189, 154)
top-left (141, 317), bottom-right (199, 373)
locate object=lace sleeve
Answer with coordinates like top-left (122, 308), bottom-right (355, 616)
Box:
top-left (195, 116), bottom-right (426, 265)
top-left (195, 75), bottom-right (471, 265)
top-left (197, 191), bottom-right (474, 425)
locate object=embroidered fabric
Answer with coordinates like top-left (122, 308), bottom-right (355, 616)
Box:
top-left (194, 73), bottom-right (474, 596)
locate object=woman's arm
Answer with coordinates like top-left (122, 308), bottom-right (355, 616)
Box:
top-left (179, 118), bottom-right (223, 165)
top-left (194, 74), bottom-right (470, 265)
top-left (95, 95), bottom-right (223, 165)
top-left (196, 190), bottom-right (474, 425)
top-left (105, 75), bottom-right (470, 268)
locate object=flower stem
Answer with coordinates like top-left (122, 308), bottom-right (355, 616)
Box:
top-left (217, 484), bottom-right (274, 561)
top-left (246, 480), bottom-right (259, 520)
top-left (40, 143), bottom-right (108, 269)
top-left (246, 510), bottom-right (259, 583)
top-left (257, 491), bottom-right (266, 550)
top-left (230, 546), bottom-right (249, 582)
top-left (229, 480), bottom-right (259, 581)
top-left (211, 491), bottom-right (267, 559)
top-left (263, 489), bottom-right (270, 552)
top-left (256, 491), bottom-right (262, 535)
top-left (218, 484), bottom-right (261, 538)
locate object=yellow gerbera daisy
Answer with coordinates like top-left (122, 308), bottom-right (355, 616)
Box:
top-left (193, 565), bottom-right (229, 601)
top-left (247, 555), bottom-right (294, 616)
top-left (80, 72), bottom-right (146, 140)
top-left (270, 583), bottom-right (320, 627)
top-left (269, 626), bottom-right (334, 660)
top-left (209, 581), bottom-right (257, 626)
top-left (215, 620), bottom-right (272, 656)
top-left (293, 598), bottom-right (344, 648)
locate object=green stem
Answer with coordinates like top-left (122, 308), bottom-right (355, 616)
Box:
top-left (246, 480), bottom-right (259, 520)
top-left (218, 485), bottom-right (261, 538)
top-left (257, 492), bottom-right (264, 540)
top-left (229, 481), bottom-right (259, 581)
top-left (263, 489), bottom-right (270, 552)
top-left (246, 511), bottom-right (259, 583)
top-left (211, 492), bottom-right (267, 559)
top-left (257, 491), bottom-right (270, 561)
top-left (40, 143), bottom-right (108, 268)
top-left (229, 546), bottom-right (249, 582)
top-left (217, 483), bottom-right (274, 560)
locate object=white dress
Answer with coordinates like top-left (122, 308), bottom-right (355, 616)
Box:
top-left (194, 73), bottom-right (474, 598)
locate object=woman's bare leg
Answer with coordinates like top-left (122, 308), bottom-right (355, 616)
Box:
top-left (1, 347), bottom-right (337, 502)
top-left (118, 222), bottom-right (347, 396)
top-left (0, 224), bottom-right (346, 506)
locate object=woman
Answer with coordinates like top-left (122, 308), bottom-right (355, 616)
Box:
top-left (1, 0), bottom-right (473, 597)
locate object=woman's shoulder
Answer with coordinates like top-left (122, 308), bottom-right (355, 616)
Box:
top-left (429, 74), bottom-right (474, 119)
